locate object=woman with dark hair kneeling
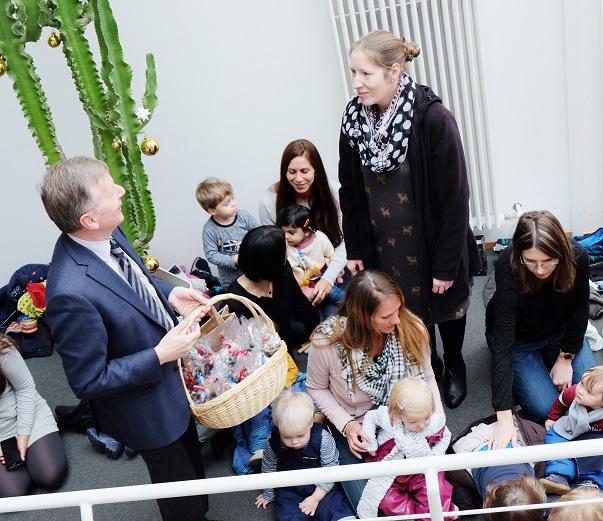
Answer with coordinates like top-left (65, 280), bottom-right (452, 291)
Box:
top-left (487, 210), bottom-right (596, 449)
top-left (259, 139), bottom-right (347, 316)
top-left (0, 334), bottom-right (67, 497)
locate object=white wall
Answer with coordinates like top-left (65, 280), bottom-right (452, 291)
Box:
top-left (474, 0), bottom-right (603, 239)
top-left (0, 1), bottom-right (345, 283)
top-left (1, 0), bottom-right (602, 284)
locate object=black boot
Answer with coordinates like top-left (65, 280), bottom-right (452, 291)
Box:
top-left (431, 352), bottom-right (444, 382)
top-left (427, 325), bottom-right (443, 382)
top-left (444, 358), bottom-right (467, 408)
top-left (56, 400), bottom-right (94, 433)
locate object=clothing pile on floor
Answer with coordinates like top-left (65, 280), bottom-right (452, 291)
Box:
top-left (573, 229), bottom-right (603, 326)
top-left (0, 263), bottom-right (53, 358)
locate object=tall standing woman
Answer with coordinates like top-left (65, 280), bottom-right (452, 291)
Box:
top-left (338, 30), bottom-right (479, 408)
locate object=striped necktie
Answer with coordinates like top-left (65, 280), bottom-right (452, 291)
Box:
top-left (110, 238), bottom-right (172, 331)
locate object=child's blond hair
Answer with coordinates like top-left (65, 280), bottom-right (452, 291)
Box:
top-left (484, 474), bottom-right (546, 521)
top-left (581, 365), bottom-right (603, 398)
top-left (271, 390), bottom-right (314, 437)
top-left (549, 487), bottom-right (603, 521)
top-left (195, 177), bottom-right (233, 211)
top-left (387, 377), bottom-right (435, 420)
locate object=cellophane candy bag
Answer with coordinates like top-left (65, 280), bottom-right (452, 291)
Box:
top-left (183, 315), bottom-right (281, 404)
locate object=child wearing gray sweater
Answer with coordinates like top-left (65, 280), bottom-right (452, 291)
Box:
top-left (196, 177), bottom-right (258, 288)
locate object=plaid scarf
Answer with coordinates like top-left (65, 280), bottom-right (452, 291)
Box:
top-left (315, 316), bottom-right (423, 405)
top-left (341, 74), bottom-right (417, 173)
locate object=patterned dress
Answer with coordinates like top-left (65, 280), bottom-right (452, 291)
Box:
top-left (362, 162), bottom-right (468, 324)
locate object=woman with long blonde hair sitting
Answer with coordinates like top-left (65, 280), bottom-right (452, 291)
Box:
top-left (306, 269), bottom-right (443, 511)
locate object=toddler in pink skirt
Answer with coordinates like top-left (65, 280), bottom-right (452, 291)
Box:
top-left (357, 377), bottom-right (457, 519)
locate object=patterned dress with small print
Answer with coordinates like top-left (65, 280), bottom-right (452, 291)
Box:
top-left (362, 162), bottom-right (468, 325)
top-left (362, 161), bottom-right (424, 317)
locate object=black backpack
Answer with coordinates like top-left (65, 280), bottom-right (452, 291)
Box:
top-left (445, 408), bottom-right (546, 510)
top-left (189, 257), bottom-right (225, 296)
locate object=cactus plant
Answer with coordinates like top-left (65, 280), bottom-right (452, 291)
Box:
top-left (0, 0), bottom-right (158, 253)
top-left (0, 1), bottom-right (63, 164)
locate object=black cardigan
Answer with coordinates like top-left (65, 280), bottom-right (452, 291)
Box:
top-left (486, 242), bottom-right (590, 411)
top-left (338, 84), bottom-right (479, 321)
top-left (224, 266), bottom-right (320, 350)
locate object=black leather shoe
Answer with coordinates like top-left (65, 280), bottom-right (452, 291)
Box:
top-left (56, 401), bottom-right (94, 433)
top-left (55, 404), bottom-right (78, 417)
top-left (431, 354), bottom-right (444, 382)
top-left (444, 358), bottom-right (466, 408)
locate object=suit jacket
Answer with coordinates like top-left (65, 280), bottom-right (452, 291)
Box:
top-left (45, 228), bottom-right (191, 450)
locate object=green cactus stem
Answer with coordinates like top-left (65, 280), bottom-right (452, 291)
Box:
top-left (2, 0), bottom-right (159, 254)
top-left (0, 1), bottom-right (63, 164)
top-left (91, 0), bottom-right (156, 250)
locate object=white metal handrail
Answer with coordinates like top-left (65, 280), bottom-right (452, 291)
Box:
top-left (0, 438), bottom-right (600, 520)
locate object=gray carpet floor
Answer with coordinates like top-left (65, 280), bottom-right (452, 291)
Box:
top-left (8, 250), bottom-right (603, 521)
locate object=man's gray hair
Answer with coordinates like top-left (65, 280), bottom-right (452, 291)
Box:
top-left (40, 156), bottom-right (109, 233)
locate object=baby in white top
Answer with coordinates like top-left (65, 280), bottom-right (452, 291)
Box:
top-left (362, 376), bottom-right (451, 456)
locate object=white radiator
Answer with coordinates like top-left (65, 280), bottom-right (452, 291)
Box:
top-left (329, 0), bottom-right (499, 229)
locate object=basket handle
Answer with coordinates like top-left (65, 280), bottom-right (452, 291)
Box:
top-left (206, 293), bottom-right (276, 333)
top-left (184, 299), bottom-right (230, 329)
top-left (178, 292), bottom-right (278, 409)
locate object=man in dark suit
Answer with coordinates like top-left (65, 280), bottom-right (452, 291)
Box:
top-left (40, 156), bottom-right (211, 521)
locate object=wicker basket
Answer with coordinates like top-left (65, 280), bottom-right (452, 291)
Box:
top-left (179, 293), bottom-right (288, 429)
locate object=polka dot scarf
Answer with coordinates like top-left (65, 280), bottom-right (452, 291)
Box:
top-left (341, 74), bottom-right (416, 173)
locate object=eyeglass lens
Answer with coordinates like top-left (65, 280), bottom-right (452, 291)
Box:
top-left (522, 258), bottom-right (558, 268)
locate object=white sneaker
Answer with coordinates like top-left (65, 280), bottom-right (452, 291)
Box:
top-left (249, 449), bottom-right (263, 468)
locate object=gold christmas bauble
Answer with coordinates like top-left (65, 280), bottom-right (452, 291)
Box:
top-left (141, 136), bottom-right (159, 156)
top-left (144, 256), bottom-right (159, 272)
top-left (111, 138), bottom-right (122, 150)
top-left (0, 58), bottom-right (6, 77)
top-left (48, 31), bottom-right (61, 48)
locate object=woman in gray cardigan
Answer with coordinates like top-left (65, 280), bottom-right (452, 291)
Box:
top-left (0, 334), bottom-right (67, 496)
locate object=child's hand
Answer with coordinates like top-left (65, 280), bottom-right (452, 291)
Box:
top-left (368, 450), bottom-right (376, 457)
top-left (302, 287), bottom-right (315, 301)
top-left (545, 419), bottom-right (555, 431)
top-left (299, 495), bottom-right (320, 517)
top-left (255, 494), bottom-right (271, 509)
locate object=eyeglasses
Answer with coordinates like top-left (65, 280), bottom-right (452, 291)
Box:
top-left (520, 256), bottom-right (559, 270)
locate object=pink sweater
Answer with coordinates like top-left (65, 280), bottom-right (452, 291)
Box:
top-left (306, 333), bottom-right (443, 434)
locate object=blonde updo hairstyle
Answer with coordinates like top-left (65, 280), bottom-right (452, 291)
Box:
top-left (350, 30), bottom-right (421, 76)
